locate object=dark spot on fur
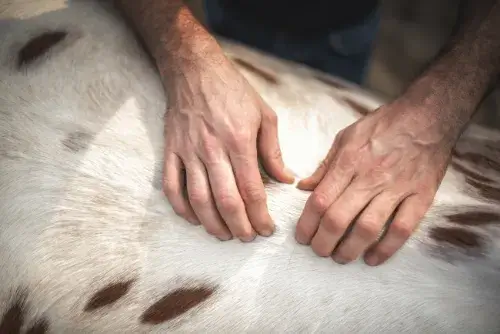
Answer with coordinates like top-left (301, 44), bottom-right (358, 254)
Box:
top-left (485, 141), bottom-right (500, 154)
top-left (314, 74), bottom-right (347, 90)
top-left (140, 286), bottom-right (216, 325)
top-left (62, 131), bottom-right (93, 152)
top-left (450, 160), bottom-right (493, 183)
top-left (26, 318), bottom-right (49, 334)
top-left (18, 31), bottom-right (67, 68)
top-left (84, 279), bottom-right (135, 312)
top-left (446, 210), bottom-right (500, 226)
top-left (0, 291), bottom-right (48, 334)
top-left (429, 226), bottom-right (482, 249)
top-left (0, 293), bottom-right (26, 334)
top-left (454, 151), bottom-right (500, 172)
top-left (342, 97), bottom-right (371, 116)
top-left (232, 57), bottom-right (278, 85)
top-left (466, 177), bottom-right (500, 203)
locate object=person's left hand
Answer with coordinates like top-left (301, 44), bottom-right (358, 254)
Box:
top-left (294, 98), bottom-right (459, 266)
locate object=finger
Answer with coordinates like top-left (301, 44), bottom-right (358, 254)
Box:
top-left (295, 151), bottom-right (355, 245)
top-left (364, 194), bottom-right (429, 266)
top-left (163, 153), bottom-right (198, 225)
top-left (296, 141), bottom-right (338, 191)
top-left (184, 155), bottom-right (232, 241)
top-left (230, 149), bottom-right (274, 237)
top-left (309, 178), bottom-right (378, 257)
top-left (297, 128), bottom-right (346, 191)
top-left (258, 105), bottom-right (295, 184)
top-left (205, 154), bottom-right (256, 242)
top-left (332, 191), bottom-right (404, 264)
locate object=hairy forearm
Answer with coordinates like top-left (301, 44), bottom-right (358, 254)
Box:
top-left (402, 0), bottom-right (500, 135)
top-left (114, 0), bottom-right (224, 76)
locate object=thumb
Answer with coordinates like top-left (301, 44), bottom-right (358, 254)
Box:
top-left (296, 143), bottom-right (336, 191)
top-left (258, 107), bottom-right (295, 184)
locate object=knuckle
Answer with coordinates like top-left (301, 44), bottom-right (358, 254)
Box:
top-left (217, 194), bottom-right (240, 213)
top-left (188, 191), bottom-right (210, 207)
top-left (355, 220), bottom-right (381, 240)
top-left (309, 192), bottom-right (330, 213)
top-left (241, 184), bottom-right (266, 203)
top-left (322, 212), bottom-right (348, 235)
top-left (391, 221), bottom-right (414, 240)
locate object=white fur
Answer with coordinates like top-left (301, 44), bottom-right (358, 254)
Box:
top-left (1, 1), bottom-right (500, 333)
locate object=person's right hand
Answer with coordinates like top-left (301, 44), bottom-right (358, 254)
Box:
top-left (162, 51), bottom-right (295, 242)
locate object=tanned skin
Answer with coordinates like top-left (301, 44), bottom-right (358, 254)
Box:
top-left (114, 0), bottom-right (500, 266)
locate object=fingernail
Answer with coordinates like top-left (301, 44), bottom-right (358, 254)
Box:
top-left (285, 168), bottom-right (295, 183)
top-left (332, 256), bottom-right (348, 265)
top-left (188, 218), bottom-right (200, 225)
top-left (240, 232), bottom-right (257, 243)
top-left (295, 234), bottom-right (308, 245)
top-left (364, 254), bottom-right (379, 266)
top-left (259, 227), bottom-right (274, 237)
top-left (217, 234), bottom-right (233, 241)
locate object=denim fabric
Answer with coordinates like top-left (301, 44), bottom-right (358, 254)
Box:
top-left (204, 0), bottom-right (381, 85)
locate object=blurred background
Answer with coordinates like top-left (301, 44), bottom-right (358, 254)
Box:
top-left (185, 0), bottom-right (500, 128)
top-left (2, 0), bottom-right (498, 127)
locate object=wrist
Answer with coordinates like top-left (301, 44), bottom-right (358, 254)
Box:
top-left (399, 55), bottom-right (483, 137)
top-left (152, 6), bottom-right (226, 77)
top-left (160, 38), bottom-right (226, 76)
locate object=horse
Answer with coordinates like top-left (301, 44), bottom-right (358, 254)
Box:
top-left (1, 0), bottom-right (500, 332)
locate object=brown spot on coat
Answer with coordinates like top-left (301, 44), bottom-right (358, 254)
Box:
top-left (84, 279), bottom-right (135, 312)
top-left (342, 97), bottom-right (371, 116)
top-left (18, 31), bottom-right (67, 68)
top-left (0, 293), bottom-right (26, 334)
top-left (429, 226), bottom-right (482, 249)
top-left (140, 286), bottom-right (215, 325)
top-left (62, 131), bottom-right (93, 152)
top-left (446, 210), bottom-right (500, 226)
top-left (232, 57), bottom-right (278, 85)
top-left (450, 160), bottom-right (493, 183)
top-left (26, 319), bottom-right (49, 334)
top-left (314, 74), bottom-right (347, 90)
top-left (454, 151), bottom-right (500, 172)
top-left (466, 177), bottom-right (500, 203)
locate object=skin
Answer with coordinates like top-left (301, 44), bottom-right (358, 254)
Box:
top-left (296, 0), bottom-right (500, 266)
top-left (115, 0), bottom-right (500, 264)
top-left (114, 0), bottom-right (295, 242)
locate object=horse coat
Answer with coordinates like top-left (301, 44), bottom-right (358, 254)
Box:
top-left (1, 1), bottom-right (500, 332)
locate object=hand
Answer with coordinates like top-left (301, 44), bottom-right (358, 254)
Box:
top-left (162, 54), bottom-right (294, 242)
top-left (294, 99), bottom-right (458, 266)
